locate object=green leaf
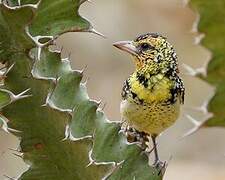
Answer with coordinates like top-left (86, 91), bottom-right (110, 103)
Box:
top-left (8, 0), bottom-right (90, 36)
top-left (0, 0), bottom-right (163, 179)
top-left (29, 0), bottom-right (91, 37)
top-left (34, 49), bottom-right (163, 179)
top-left (0, 3), bottom-right (35, 59)
top-left (3, 52), bottom-right (111, 179)
top-left (190, 1), bottom-right (225, 127)
top-left (0, 89), bottom-right (12, 108)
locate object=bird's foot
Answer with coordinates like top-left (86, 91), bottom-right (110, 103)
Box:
top-left (153, 160), bottom-right (167, 176)
top-left (153, 160), bottom-right (164, 168)
top-left (124, 127), bottom-right (148, 149)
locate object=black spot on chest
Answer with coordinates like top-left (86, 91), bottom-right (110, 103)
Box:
top-left (165, 71), bottom-right (185, 104)
top-left (121, 79), bottom-right (145, 104)
top-left (131, 91), bottom-right (137, 99)
top-left (169, 88), bottom-right (178, 104)
top-left (122, 80), bottom-right (130, 99)
top-left (136, 73), bottom-right (148, 88)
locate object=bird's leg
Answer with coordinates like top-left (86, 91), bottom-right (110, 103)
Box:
top-left (150, 134), bottom-right (163, 168)
top-left (124, 126), bottom-right (137, 143)
top-left (122, 125), bottom-right (148, 149)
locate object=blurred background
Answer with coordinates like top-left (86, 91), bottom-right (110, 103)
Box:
top-left (1, 0), bottom-right (225, 179)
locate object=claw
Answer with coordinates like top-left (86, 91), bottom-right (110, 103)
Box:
top-left (156, 161), bottom-right (167, 176)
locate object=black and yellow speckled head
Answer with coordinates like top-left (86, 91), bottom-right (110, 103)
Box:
top-left (113, 33), bottom-right (179, 75)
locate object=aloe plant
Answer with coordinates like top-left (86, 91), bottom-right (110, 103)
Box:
top-left (189, 0), bottom-right (225, 128)
top-left (0, 0), bottom-right (162, 179)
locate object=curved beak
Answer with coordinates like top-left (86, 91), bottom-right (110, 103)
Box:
top-left (113, 41), bottom-right (138, 56)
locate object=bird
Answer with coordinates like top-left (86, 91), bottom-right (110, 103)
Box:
top-left (113, 33), bottom-right (185, 167)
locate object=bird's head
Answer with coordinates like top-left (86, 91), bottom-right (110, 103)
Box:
top-left (113, 33), bottom-right (179, 75)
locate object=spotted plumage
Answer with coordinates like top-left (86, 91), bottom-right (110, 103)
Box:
top-left (113, 33), bottom-right (185, 166)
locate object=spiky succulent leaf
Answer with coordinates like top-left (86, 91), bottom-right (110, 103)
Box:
top-left (29, 0), bottom-right (91, 36)
top-left (190, 0), bottom-right (225, 127)
top-left (8, 0), bottom-right (91, 37)
top-left (34, 48), bottom-right (162, 179)
top-left (0, 3), bottom-right (35, 59)
top-left (0, 89), bottom-right (14, 108)
top-left (0, 0), bottom-right (162, 179)
top-left (4, 53), bottom-right (112, 179)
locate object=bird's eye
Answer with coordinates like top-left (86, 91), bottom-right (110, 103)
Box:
top-left (140, 43), bottom-right (153, 51)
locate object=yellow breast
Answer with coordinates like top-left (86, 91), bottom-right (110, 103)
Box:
top-left (121, 73), bottom-right (180, 135)
top-left (129, 73), bottom-right (173, 104)
top-left (120, 99), bottom-right (180, 135)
